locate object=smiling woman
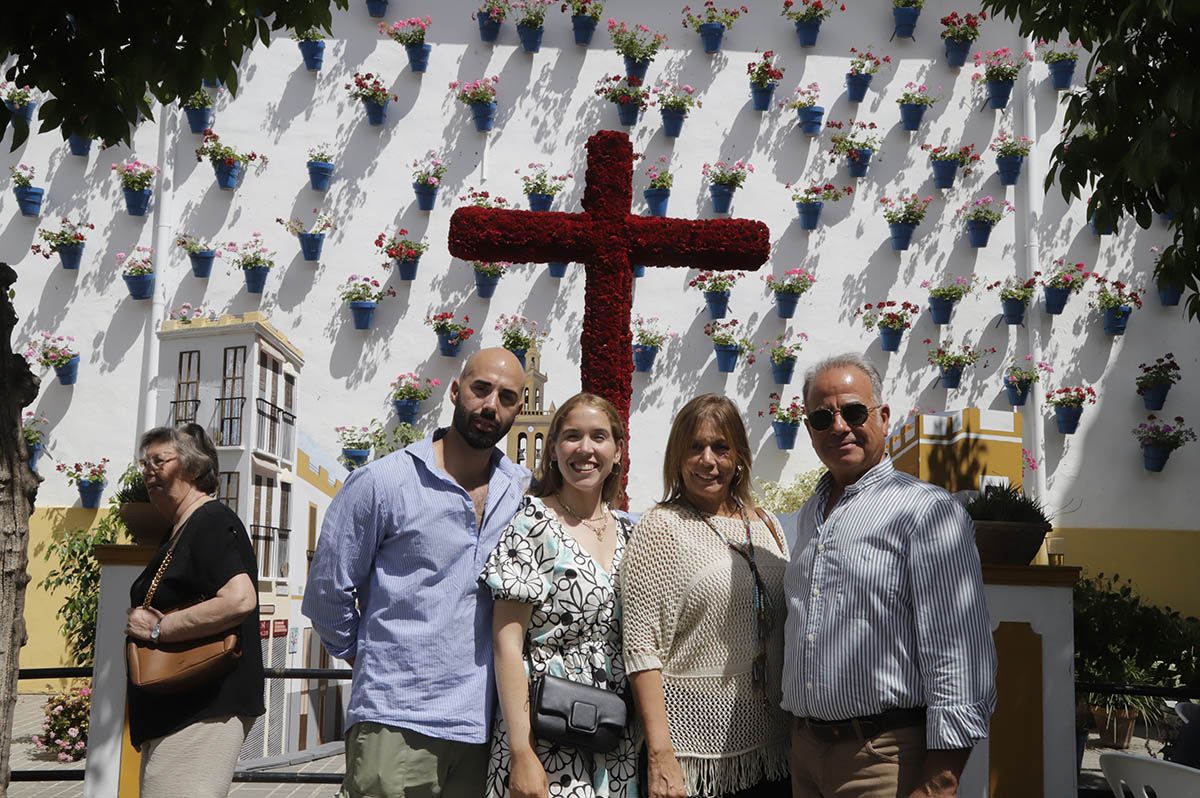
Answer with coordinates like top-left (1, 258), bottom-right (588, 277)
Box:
top-left (622, 394), bottom-right (792, 798)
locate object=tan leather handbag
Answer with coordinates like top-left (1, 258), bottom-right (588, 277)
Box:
top-left (125, 531), bottom-right (242, 695)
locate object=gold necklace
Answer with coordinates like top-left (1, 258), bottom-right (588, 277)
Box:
top-left (557, 496), bottom-right (609, 541)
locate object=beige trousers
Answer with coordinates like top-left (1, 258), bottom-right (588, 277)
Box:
top-left (140, 715), bottom-right (253, 798)
top-left (790, 721), bottom-right (927, 798)
top-left (338, 721), bottom-right (490, 798)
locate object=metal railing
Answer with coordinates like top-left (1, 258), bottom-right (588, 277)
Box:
top-left (255, 398), bottom-right (296, 462)
top-left (249, 524), bottom-right (290, 580)
top-left (168, 398), bottom-right (200, 425)
top-left (217, 396), bottom-right (247, 446)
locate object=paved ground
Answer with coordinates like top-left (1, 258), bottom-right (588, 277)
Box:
top-left (4, 694), bottom-right (1176, 796)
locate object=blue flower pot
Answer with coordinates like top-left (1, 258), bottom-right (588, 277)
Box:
top-left (1054, 405), bottom-right (1083, 435)
top-left (470, 101), bottom-right (497, 132)
top-left (939, 365), bottom-right (964, 390)
top-left (797, 105), bottom-right (824, 136)
top-left (349, 301), bottom-right (377, 330)
top-left (931, 159), bottom-right (960, 189)
top-left (1089, 215), bottom-right (1115, 236)
top-left (928, 295), bottom-right (955, 325)
top-left (342, 448), bottom-right (370, 468)
top-left (67, 135), bottom-right (92, 156)
top-left (775, 292), bottom-right (800, 319)
top-left (703, 290), bottom-right (730, 319)
top-left (508, 348), bottom-right (527, 369)
top-left (396, 257), bottom-right (420, 280)
top-left (475, 271), bottom-right (500, 299)
top-left (698, 22), bottom-right (725, 53)
top-left (123, 272), bottom-right (155, 300)
top-left (1142, 444), bottom-right (1171, 472)
top-left (184, 106), bottom-right (213, 134)
top-left (28, 441), bottom-right (42, 473)
top-left (55, 355), bottom-right (80, 386)
top-left (846, 72), bottom-right (872, 102)
top-left (14, 186), bottom-right (44, 216)
top-left (436, 330), bottom-right (463, 357)
top-left (996, 154), bottom-right (1024, 186)
top-left (772, 420), bottom-right (800, 450)
top-left (632, 264), bottom-right (646, 278)
top-left (1004, 377), bottom-right (1031, 407)
top-left (517, 24), bottom-right (544, 53)
top-left (796, 201), bottom-right (823, 231)
top-left (77, 479), bottom-right (105, 510)
top-left (528, 192), bottom-right (553, 211)
top-left (986, 79), bottom-right (1015, 109)
top-left (123, 187), bottom-right (152, 217)
top-left (393, 398), bottom-right (420, 425)
top-left (660, 107), bottom-right (686, 137)
top-left (944, 37), bottom-right (972, 67)
top-left (213, 161), bottom-right (241, 190)
top-left (771, 358), bottom-right (797, 385)
top-left (307, 160), bottom-right (334, 191)
top-left (202, 77), bottom-right (222, 89)
top-left (299, 40), bottom-right (325, 71)
top-left (794, 19), bottom-right (821, 47)
top-left (413, 182), bottom-right (438, 211)
top-left (633, 344), bottom-right (659, 373)
top-left (5, 100), bottom-right (35, 123)
top-left (898, 102), bottom-right (927, 131)
top-left (1048, 59), bottom-right (1076, 91)
top-left (298, 232), bottom-right (325, 261)
top-left (571, 14), bottom-right (598, 46)
top-left (892, 6), bottom-right (920, 39)
top-left (624, 57), bottom-right (650, 83)
top-left (846, 148), bottom-right (874, 178)
top-left (1141, 383), bottom-right (1170, 411)
top-left (709, 184), bottom-right (735, 213)
top-left (750, 83), bottom-right (776, 112)
top-left (477, 10), bottom-right (501, 42)
top-left (363, 98), bottom-right (388, 126)
top-left (1102, 305), bottom-right (1132, 335)
top-left (405, 43), bottom-right (432, 72)
top-left (1043, 286), bottom-right (1070, 315)
top-left (965, 219), bottom-right (994, 248)
top-left (888, 222), bottom-right (918, 251)
top-left (615, 101), bottom-right (640, 126)
top-left (1158, 282), bottom-right (1183, 307)
top-left (1001, 297), bottom-right (1027, 325)
top-left (365, 0), bottom-right (388, 17)
top-left (189, 250), bottom-right (216, 278)
top-left (548, 262), bottom-right (568, 278)
top-left (878, 326), bottom-right (903, 352)
top-left (243, 265), bottom-right (270, 294)
top-left (57, 243), bottom-right (84, 271)
top-left (644, 188), bottom-right (670, 217)
top-left (713, 343), bottom-right (740, 373)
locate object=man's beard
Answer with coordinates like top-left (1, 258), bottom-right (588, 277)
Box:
top-left (452, 403), bottom-right (513, 450)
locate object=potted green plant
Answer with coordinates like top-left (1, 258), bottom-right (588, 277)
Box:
top-left (517, 162), bottom-right (572, 210)
top-left (339, 274), bottom-right (397, 331)
top-left (31, 217), bottom-right (94, 271)
top-left (920, 142), bottom-right (980, 189)
top-left (1132, 415), bottom-right (1196, 473)
top-left (116, 247), bottom-right (156, 300)
top-left (379, 16), bottom-right (432, 71)
top-left (781, 0), bottom-right (844, 47)
top-left (451, 75), bottom-right (501, 132)
top-left (22, 411), bottom-right (48, 472)
top-left (346, 71), bottom-right (398, 126)
top-left (764, 266), bottom-right (818, 319)
top-left (921, 275), bottom-right (975, 325)
top-left (180, 88), bottom-right (215, 133)
top-left (701, 159), bottom-right (754, 213)
top-left (689, 269), bottom-right (745, 319)
top-left (595, 73), bottom-right (648, 127)
top-left (788, 181), bottom-right (852, 231)
top-left (1089, 275), bottom-right (1145, 336)
top-left (703, 319), bottom-right (754, 373)
top-left (923, 338), bottom-right (995, 390)
top-left (682, 2), bottom-right (749, 54)
top-left (649, 81), bottom-right (700, 138)
top-left (493, 313), bottom-right (547, 368)
top-left (896, 81), bottom-right (936, 130)
top-left (783, 81), bottom-right (824, 135)
top-left (1135, 353), bottom-right (1181, 411)
top-left (1037, 257), bottom-right (1091, 315)
top-left (760, 333), bottom-right (808, 385)
top-left (827, 119), bottom-right (882, 178)
top-left (607, 19), bottom-right (668, 81)
top-left (276, 210), bottom-right (338, 262)
top-left (746, 51), bottom-right (784, 111)
top-left (964, 484), bottom-right (1052, 566)
top-left (631, 314), bottom-right (677, 373)
top-left (194, 129), bottom-right (268, 190)
top-left (294, 27), bottom-right (327, 71)
top-left (762, 393), bottom-right (804, 449)
top-left (878, 193), bottom-right (934, 251)
top-left (985, 276), bottom-right (1038, 325)
top-left (563, 0), bottom-right (604, 46)
top-left (115, 464), bottom-right (171, 546)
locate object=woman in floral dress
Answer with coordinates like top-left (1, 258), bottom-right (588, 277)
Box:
top-left (481, 393), bottom-right (639, 798)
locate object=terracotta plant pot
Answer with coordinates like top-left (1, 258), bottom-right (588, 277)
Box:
top-left (120, 502), bottom-right (172, 547)
top-left (1091, 706), bottom-right (1139, 749)
top-left (972, 520), bottom-right (1052, 566)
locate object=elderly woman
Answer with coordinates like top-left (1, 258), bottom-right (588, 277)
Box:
top-left (124, 423), bottom-right (263, 798)
top-left (623, 395), bottom-right (791, 798)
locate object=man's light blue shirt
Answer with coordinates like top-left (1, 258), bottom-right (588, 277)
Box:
top-left (302, 430), bottom-right (530, 743)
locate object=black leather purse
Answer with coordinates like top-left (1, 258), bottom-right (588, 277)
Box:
top-left (530, 675), bottom-right (628, 754)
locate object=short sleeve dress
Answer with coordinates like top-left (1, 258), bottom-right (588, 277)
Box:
top-left (480, 495), bottom-right (640, 798)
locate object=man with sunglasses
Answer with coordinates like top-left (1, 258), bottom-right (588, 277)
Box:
top-left (782, 354), bottom-right (996, 798)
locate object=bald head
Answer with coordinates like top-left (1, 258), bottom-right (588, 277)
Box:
top-left (459, 347), bottom-right (525, 383)
top-left (448, 347), bottom-right (526, 450)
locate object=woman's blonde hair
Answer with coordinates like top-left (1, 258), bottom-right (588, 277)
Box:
top-left (531, 393), bottom-right (626, 504)
top-left (661, 394), bottom-right (755, 509)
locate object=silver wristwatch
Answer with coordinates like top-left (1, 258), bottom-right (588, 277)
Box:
top-left (150, 621), bottom-right (162, 643)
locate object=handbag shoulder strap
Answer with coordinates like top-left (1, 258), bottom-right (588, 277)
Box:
top-left (141, 529), bottom-right (186, 610)
top-left (754, 506), bottom-right (787, 554)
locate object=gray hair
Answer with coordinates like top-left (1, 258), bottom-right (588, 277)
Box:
top-left (802, 353), bottom-right (884, 406)
top-left (138, 423), bottom-right (220, 494)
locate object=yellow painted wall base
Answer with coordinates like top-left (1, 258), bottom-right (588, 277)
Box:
top-left (1055, 527), bottom-right (1200, 618)
top-left (22, 506), bottom-right (116, 694)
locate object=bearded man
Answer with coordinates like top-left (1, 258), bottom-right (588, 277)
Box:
top-left (304, 348), bottom-right (530, 798)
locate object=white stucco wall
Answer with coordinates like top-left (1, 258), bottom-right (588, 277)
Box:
top-left (5, 1), bottom-right (1194, 526)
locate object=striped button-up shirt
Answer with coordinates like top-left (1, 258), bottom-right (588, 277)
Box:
top-left (302, 430), bottom-right (530, 743)
top-left (781, 457), bottom-right (996, 749)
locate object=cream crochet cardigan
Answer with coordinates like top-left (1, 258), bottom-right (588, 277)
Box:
top-left (622, 503), bottom-right (791, 797)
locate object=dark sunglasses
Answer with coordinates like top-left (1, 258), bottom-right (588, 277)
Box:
top-left (806, 402), bottom-right (879, 431)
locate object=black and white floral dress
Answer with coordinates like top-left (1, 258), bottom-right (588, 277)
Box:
top-left (481, 495), bottom-right (640, 798)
